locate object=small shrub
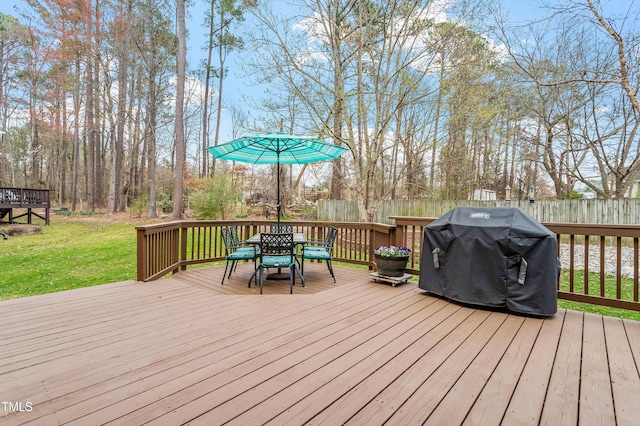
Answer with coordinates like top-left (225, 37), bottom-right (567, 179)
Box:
top-left (190, 175), bottom-right (240, 219)
top-left (158, 191), bottom-right (173, 213)
top-left (131, 197), bottom-right (148, 218)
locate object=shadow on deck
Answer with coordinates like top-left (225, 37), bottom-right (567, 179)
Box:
top-left (1, 263), bottom-right (639, 424)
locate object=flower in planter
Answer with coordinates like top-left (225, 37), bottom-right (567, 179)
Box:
top-left (373, 246), bottom-right (411, 257)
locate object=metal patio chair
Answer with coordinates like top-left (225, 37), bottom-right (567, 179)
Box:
top-left (302, 226), bottom-right (338, 282)
top-left (248, 232), bottom-right (304, 294)
top-left (270, 223), bottom-right (294, 233)
top-left (229, 225), bottom-right (261, 256)
top-left (220, 226), bottom-right (258, 285)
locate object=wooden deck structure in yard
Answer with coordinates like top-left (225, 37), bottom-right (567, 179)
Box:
top-left (1, 262), bottom-right (639, 425)
top-left (0, 187), bottom-right (50, 225)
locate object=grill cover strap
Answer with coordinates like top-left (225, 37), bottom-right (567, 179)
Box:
top-left (432, 248), bottom-right (440, 269)
top-left (518, 256), bottom-right (528, 285)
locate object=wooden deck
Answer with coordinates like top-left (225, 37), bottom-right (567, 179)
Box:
top-left (1, 262), bottom-right (639, 425)
top-left (0, 187), bottom-right (50, 225)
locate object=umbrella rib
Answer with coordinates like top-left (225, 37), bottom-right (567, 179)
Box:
top-left (236, 138), bottom-right (279, 164)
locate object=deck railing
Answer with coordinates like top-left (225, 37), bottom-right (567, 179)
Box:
top-left (136, 220), bottom-right (396, 282)
top-left (136, 217), bottom-right (640, 311)
top-left (0, 187), bottom-right (50, 224)
top-left (0, 187), bottom-right (50, 207)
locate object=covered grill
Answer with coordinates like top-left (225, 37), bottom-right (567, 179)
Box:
top-left (418, 207), bottom-right (558, 316)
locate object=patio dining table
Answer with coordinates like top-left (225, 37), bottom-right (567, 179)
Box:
top-left (245, 232), bottom-right (308, 246)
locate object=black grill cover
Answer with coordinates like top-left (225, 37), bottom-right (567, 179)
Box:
top-left (418, 207), bottom-right (557, 316)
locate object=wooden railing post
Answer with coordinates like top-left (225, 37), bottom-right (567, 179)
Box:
top-left (176, 224), bottom-right (184, 273)
top-left (136, 227), bottom-right (148, 281)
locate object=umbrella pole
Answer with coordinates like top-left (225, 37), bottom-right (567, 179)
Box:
top-left (277, 159), bottom-right (281, 225)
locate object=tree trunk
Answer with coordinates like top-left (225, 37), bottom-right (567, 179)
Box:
top-left (86, 42), bottom-right (95, 211)
top-left (146, 1), bottom-right (158, 218)
top-left (172, 0), bottom-right (187, 220)
top-left (201, 0), bottom-right (215, 178)
top-left (59, 98), bottom-right (68, 207)
top-left (108, 1), bottom-right (131, 214)
top-left (330, 61), bottom-right (343, 200)
top-left (30, 85), bottom-right (41, 188)
top-left (71, 59), bottom-right (81, 211)
top-left (108, 63), bottom-right (126, 213)
top-left (94, 0), bottom-right (104, 208)
top-left (211, 3), bottom-right (227, 178)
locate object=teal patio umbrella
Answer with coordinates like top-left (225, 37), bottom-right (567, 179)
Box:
top-left (206, 131), bottom-right (348, 223)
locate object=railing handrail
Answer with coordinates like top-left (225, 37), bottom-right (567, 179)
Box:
top-left (0, 187), bottom-right (51, 225)
top-left (0, 187), bottom-right (50, 207)
top-left (136, 217), bottom-right (640, 312)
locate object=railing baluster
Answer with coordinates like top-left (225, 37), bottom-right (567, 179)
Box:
top-left (584, 236), bottom-right (590, 295)
top-left (634, 238), bottom-right (639, 302)
top-left (600, 235), bottom-right (606, 297)
top-left (616, 237), bottom-right (622, 300)
top-left (569, 234), bottom-right (575, 293)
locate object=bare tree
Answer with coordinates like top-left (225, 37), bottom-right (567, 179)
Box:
top-left (493, 0), bottom-right (640, 198)
top-left (85, 4), bottom-right (96, 211)
top-left (173, 0), bottom-right (187, 219)
top-left (107, 0), bottom-right (133, 214)
top-left (246, 0), bottom-right (457, 220)
top-left (0, 13), bottom-right (30, 186)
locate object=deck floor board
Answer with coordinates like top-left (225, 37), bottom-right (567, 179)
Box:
top-left (579, 313), bottom-right (615, 425)
top-left (1, 262), bottom-right (638, 425)
top-left (461, 315), bottom-right (545, 425)
top-left (540, 309), bottom-right (583, 425)
top-left (426, 315), bottom-right (526, 425)
top-left (603, 316), bottom-right (640, 424)
top-left (495, 309), bottom-right (566, 424)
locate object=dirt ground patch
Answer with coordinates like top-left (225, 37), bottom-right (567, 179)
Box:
top-left (7, 205), bottom-right (309, 226)
top-left (0, 224), bottom-right (43, 236)
top-left (53, 210), bottom-right (170, 224)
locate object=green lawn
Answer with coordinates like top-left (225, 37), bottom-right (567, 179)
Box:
top-left (0, 219), bottom-right (143, 300)
top-left (558, 269), bottom-right (640, 321)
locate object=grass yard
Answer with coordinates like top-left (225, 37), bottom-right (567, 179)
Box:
top-left (557, 269), bottom-right (640, 321)
top-left (0, 217), bottom-right (147, 300)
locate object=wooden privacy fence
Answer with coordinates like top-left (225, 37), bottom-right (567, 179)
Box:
top-left (318, 199), bottom-right (640, 225)
top-left (136, 217), bottom-right (640, 312)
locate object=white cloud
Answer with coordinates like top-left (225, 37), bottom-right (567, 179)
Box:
top-left (293, 12), bottom-right (329, 45)
top-left (294, 48), bottom-right (329, 66)
top-left (166, 75), bottom-right (216, 107)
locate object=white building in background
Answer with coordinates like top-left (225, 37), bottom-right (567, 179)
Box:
top-left (471, 189), bottom-right (497, 201)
